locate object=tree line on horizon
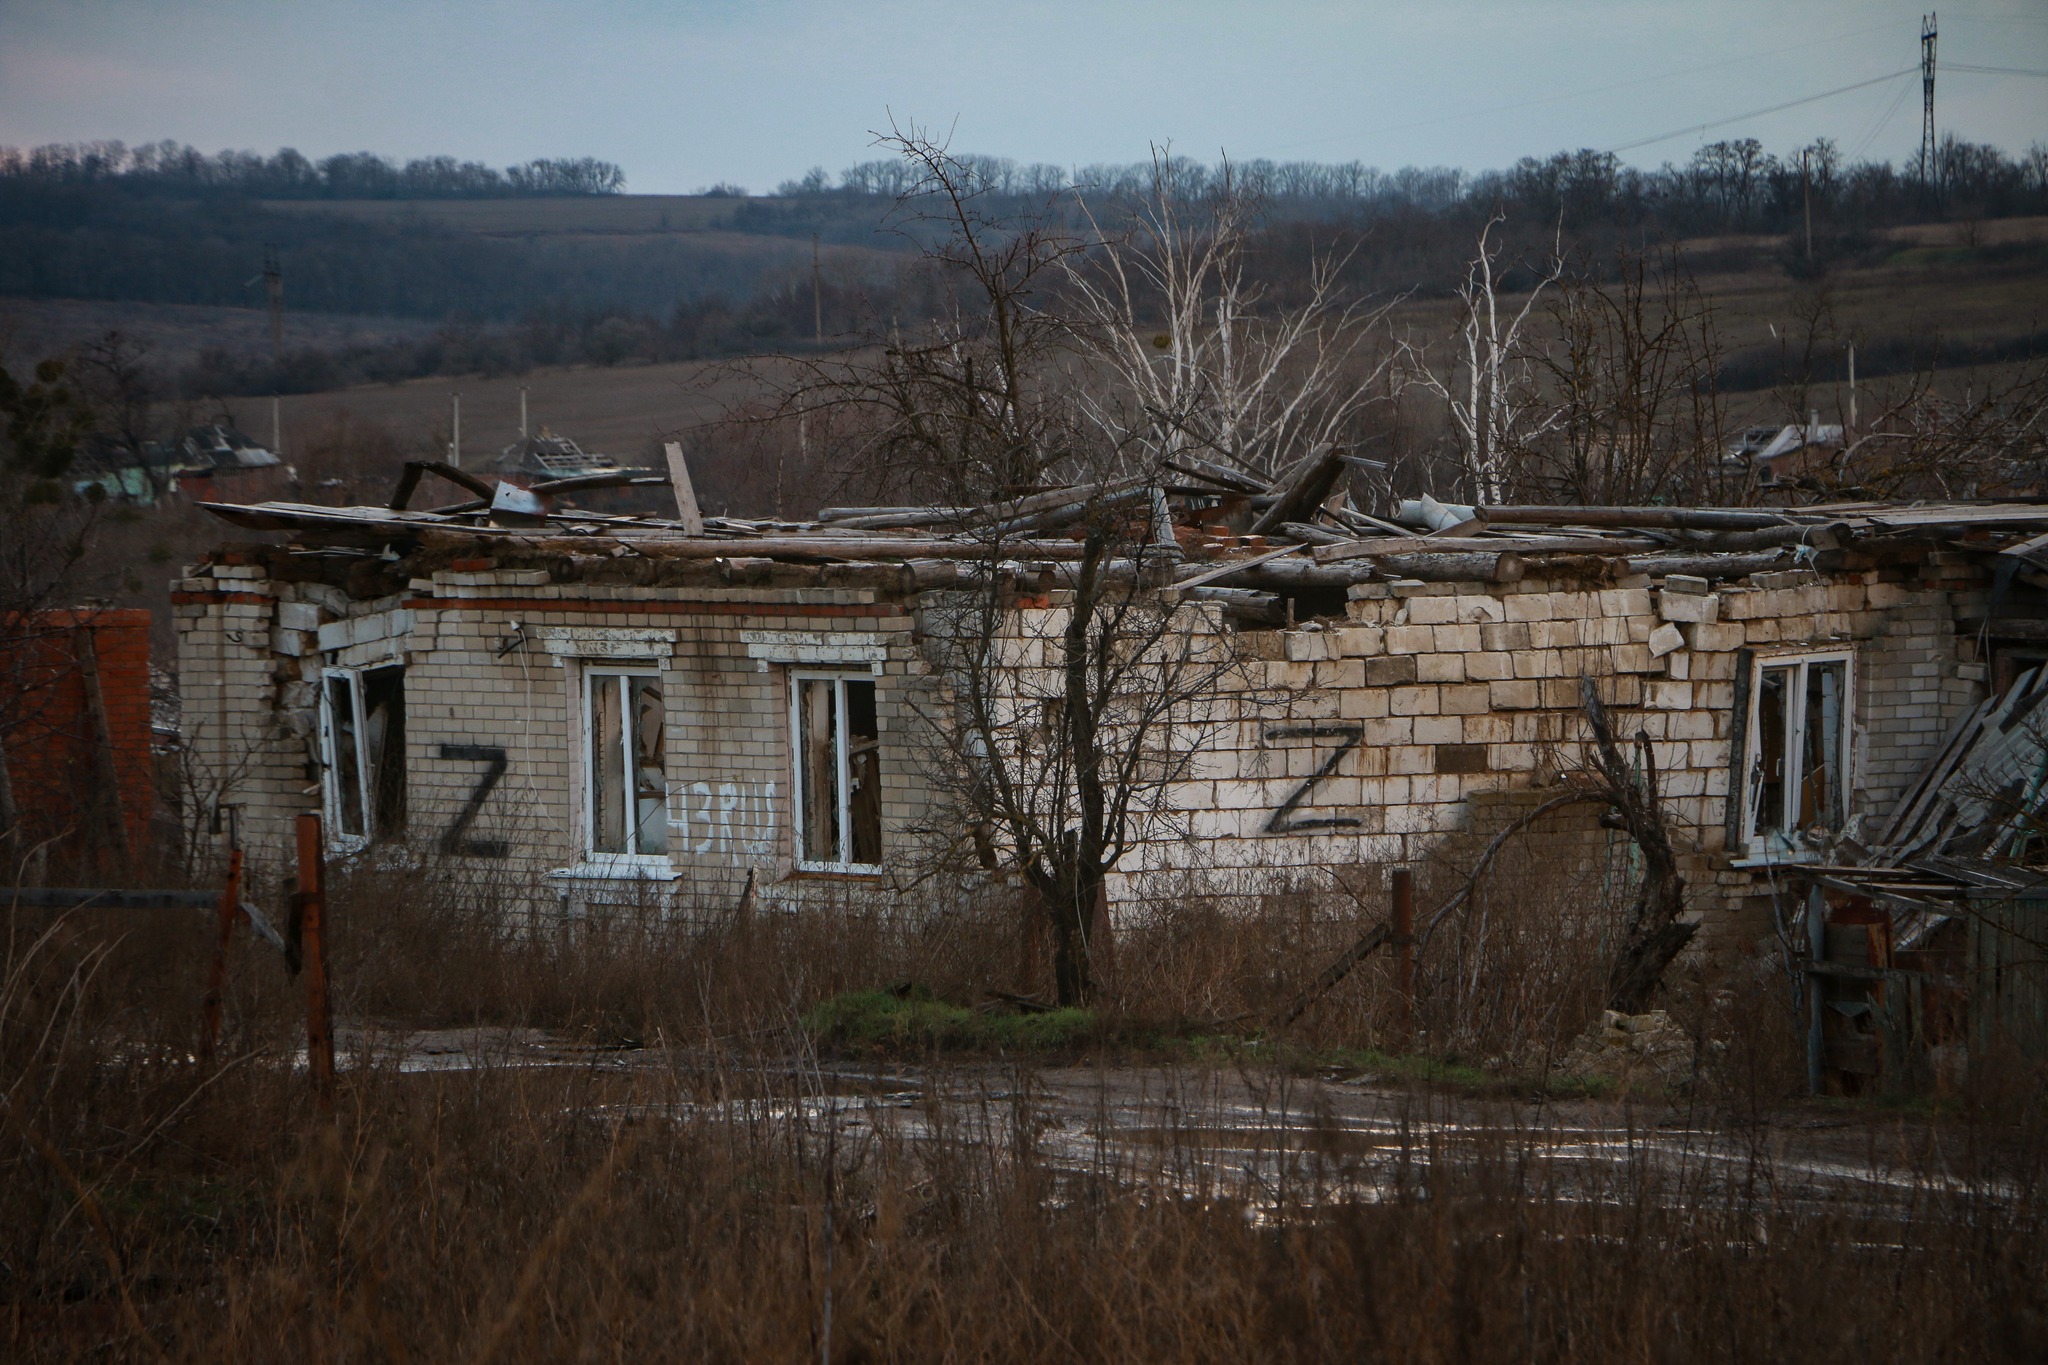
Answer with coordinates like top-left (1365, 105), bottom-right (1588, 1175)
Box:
top-left (0, 141), bottom-right (626, 198)
top-left (789, 134), bottom-right (2048, 236)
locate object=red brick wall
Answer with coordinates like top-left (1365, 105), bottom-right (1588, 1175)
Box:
top-left (0, 609), bottom-right (155, 857)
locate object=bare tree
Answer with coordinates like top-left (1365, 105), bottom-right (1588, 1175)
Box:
top-left (1404, 213), bottom-right (1564, 502)
top-left (0, 359), bottom-right (100, 861)
top-left (1826, 359), bottom-right (2048, 500)
top-left (1531, 242), bottom-right (1731, 505)
top-left (1061, 148), bottom-right (1399, 480)
top-left (746, 127), bottom-right (1257, 1004)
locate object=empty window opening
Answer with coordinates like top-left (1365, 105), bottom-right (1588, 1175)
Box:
top-left (1745, 653), bottom-right (1849, 851)
top-left (793, 674), bottom-right (881, 870)
top-left (587, 670), bottom-right (667, 856)
top-left (320, 665), bottom-right (406, 847)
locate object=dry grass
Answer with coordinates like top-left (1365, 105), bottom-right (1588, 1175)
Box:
top-left (3, 854), bottom-right (2044, 1362)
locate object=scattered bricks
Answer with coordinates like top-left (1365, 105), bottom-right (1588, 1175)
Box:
top-left (1658, 591), bottom-right (1720, 624)
top-left (1389, 580), bottom-right (1450, 597)
top-left (1754, 569), bottom-right (1821, 590)
top-left (1489, 679), bottom-right (1541, 709)
top-left (1647, 623), bottom-right (1685, 658)
top-left (1283, 632), bottom-right (1330, 662)
top-left (1332, 627), bottom-right (1383, 656)
top-left (1365, 655), bottom-right (1417, 686)
top-left (213, 564), bottom-right (265, 581)
top-left (1664, 574), bottom-right (1710, 596)
top-left (269, 627), bottom-right (313, 657)
top-left (1646, 680), bottom-right (1693, 709)
top-left (1348, 582), bottom-right (1392, 599)
top-left (1389, 686), bottom-right (1441, 716)
top-left (1440, 684), bottom-right (1491, 715)
top-left (1384, 624), bottom-right (1434, 654)
top-left (1665, 651), bottom-right (1691, 680)
top-left (276, 601), bottom-right (323, 632)
top-left (1479, 621), bottom-right (1533, 651)
top-left (1417, 653), bottom-right (1467, 683)
top-left (1464, 651), bottom-right (1514, 681)
top-left (1435, 743), bottom-right (1489, 774)
top-left (1691, 622), bottom-right (1746, 652)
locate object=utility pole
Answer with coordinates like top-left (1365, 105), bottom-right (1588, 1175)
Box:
top-left (450, 392), bottom-right (462, 468)
top-left (519, 384), bottom-right (529, 441)
top-left (1801, 149), bottom-right (1813, 261)
top-left (1921, 12), bottom-right (1939, 197)
top-left (262, 246), bottom-right (283, 361)
top-left (811, 233), bottom-right (823, 344)
top-left (263, 246), bottom-right (283, 456)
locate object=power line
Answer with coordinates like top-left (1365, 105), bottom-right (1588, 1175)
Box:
top-left (1947, 63), bottom-right (2048, 76)
top-left (1264, 18), bottom-right (1909, 156)
top-left (1605, 68), bottom-right (1918, 155)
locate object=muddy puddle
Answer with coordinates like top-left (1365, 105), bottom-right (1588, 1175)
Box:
top-left (339, 1026), bottom-right (2014, 1219)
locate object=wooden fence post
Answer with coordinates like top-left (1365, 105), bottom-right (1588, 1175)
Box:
top-left (199, 841), bottom-right (242, 1067)
top-left (1392, 867), bottom-right (1415, 1044)
top-left (296, 812), bottom-right (335, 1113)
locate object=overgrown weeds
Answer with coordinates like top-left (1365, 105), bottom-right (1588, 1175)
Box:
top-left (3, 851), bottom-right (2044, 1361)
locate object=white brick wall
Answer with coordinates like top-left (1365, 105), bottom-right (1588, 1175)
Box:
top-left (178, 560), bottom-right (1985, 939)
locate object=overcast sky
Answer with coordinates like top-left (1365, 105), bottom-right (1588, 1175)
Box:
top-left (2, 1), bottom-right (2042, 193)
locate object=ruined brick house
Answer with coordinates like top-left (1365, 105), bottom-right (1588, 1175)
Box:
top-left (173, 473), bottom-right (2048, 956)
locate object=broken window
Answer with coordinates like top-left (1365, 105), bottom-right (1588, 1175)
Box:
top-left (1744, 652), bottom-right (1850, 852)
top-left (586, 670), bottom-right (667, 857)
top-left (792, 673), bottom-right (882, 870)
top-left (320, 665), bottom-right (406, 848)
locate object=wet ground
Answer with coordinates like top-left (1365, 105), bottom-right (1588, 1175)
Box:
top-left (329, 1024), bottom-right (2015, 1223)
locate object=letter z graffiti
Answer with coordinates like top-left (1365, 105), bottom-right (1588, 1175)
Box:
top-left (1262, 723), bottom-right (1364, 833)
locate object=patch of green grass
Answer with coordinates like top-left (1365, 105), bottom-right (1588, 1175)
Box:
top-left (804, 988), bottom-right (1097, 1055)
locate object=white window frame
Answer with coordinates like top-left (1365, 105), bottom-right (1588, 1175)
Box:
top-left (578, 664), bottom-right (671, 867)
top-left (318, 663), bottom-right (402, 854)
top-left (1741, 648), bottom-right (1854, 855)
top-left (789, 670), bottom-right (883, 873)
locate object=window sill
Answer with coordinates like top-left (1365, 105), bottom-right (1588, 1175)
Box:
top-left (1728, 847), bottom-right (1830, 870)
top-left (786, 865), bottom-right (886, 883)
top-left (546, 857), bottom-right (682, 883)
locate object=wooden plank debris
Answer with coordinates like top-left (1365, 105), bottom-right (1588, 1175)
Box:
top-left (663, 441), bottom-right (704, 535)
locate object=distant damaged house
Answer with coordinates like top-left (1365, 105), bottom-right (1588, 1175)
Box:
top-left (74, 424), bottom-right (289, 505)
top-left (174, 462), bottom-right (2048, 1072)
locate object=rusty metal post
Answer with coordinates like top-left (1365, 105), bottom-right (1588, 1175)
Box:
top-left (1392, 867), bottom-right (1415, 1043)
top-left (199, 842), bottom-right (242, 1067)
top-left (296, 812), bottom-right (335, 1113)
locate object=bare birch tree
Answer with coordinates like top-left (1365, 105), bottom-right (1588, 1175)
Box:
top-left (1060, 149), bottom-right (1399, 480)
top-left (1404, 214), bottom-right (1564, 502)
